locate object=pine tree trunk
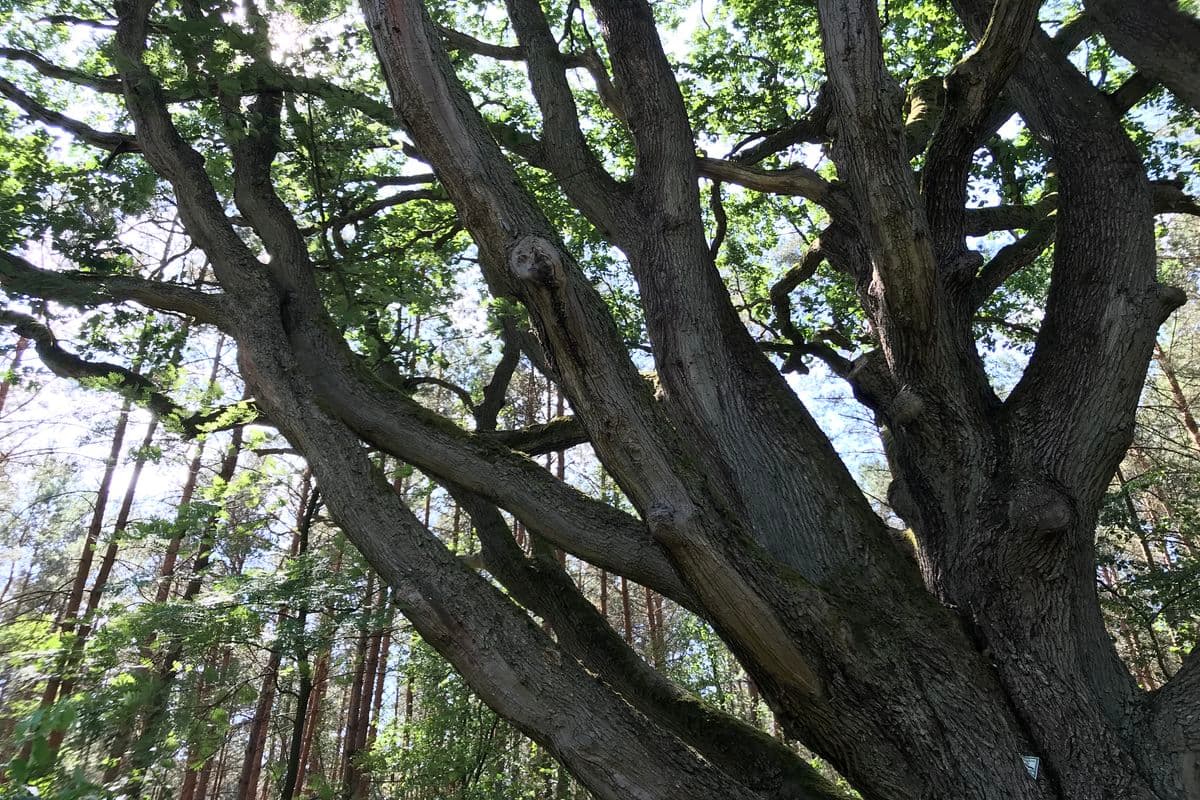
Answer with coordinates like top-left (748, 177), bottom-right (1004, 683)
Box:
top-left (279, 663), bottom-right (313, 800)
top-left (236, 634), bottom-right (283, 800)
top-left (259, 731), bottom-right (279, 800)
top-left (157, 333), bottom-right (225, 604)
top-left (620, 576), bottom-right (632, 644)
top-left (360, 590), bottom-right (394, 799)
top-left (278, 476), bottom-right (317, 800)
top-left (45, 316), bottom-right (194, 753)
top-left (54, 396), bottom-right (133, 635)
top-left (109, 425), bottom-right (245, 793)
top-left (1155, 342), bottom-right (1200, 453)
top-left (207, 735), bottom-right (231, 800)
top-left (348, 622), bottom-right (381, 799)
top-left (294, 650), bottom-right (328, 797)
top-left (644, 586), bottom-right (663, 669)
top-left (179, 647), bottom-right (229, 800)
top-left (19, 391), bottom-right (135, 766)
top-left (0, 334), bottom-right (29, 417)
top-left (50, 414), bottom-right (160, 732)
top-left (340, 575), bottom-right (381, 800)
top-left (295, 536), bottom-right (345, 797)
top-left (598, 569), bottom-right (608, 618)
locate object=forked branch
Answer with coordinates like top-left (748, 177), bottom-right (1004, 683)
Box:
top-left (922, 0), bottom-right (1043, 259)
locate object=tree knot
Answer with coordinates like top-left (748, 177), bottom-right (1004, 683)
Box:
top-left (887, 385), bottom-right (924, 427)
top-left (647, 503), bottom-right (694, 548)
top-left (1007, 482), bottom-right (1073, 536)
top-left (508, 235), bottom-right (563, 288)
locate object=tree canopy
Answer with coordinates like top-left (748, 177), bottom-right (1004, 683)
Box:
top-left (0, 0), bottom-right (1198, 798)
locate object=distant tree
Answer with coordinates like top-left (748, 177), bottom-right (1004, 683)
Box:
top-left (1095, 217), bottom-right (1200, 688)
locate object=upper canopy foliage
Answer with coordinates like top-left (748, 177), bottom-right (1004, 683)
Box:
top-left (1, 0), bottom-right (1193, 381)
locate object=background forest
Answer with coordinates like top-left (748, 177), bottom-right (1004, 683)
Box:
top-left (0, 0), bottom-right (1197, 797)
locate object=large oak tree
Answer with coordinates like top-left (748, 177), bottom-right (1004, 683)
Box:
top-left (1, 0), bottom-right (1198, 797)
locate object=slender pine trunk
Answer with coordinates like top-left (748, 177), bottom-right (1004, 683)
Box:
top-left (236, 638), bottom-right (283, 800)
top-left (644, 587), bottom-right (663, 669)
top-left (339, 575), bottom-right (378, 800)
top-left (278, 477), bottom-right (318, 800)
top-left (108, 426), bottom-right (245, 793)
top-left (157, 333), bottom-right (226, 604)
top-left (620, 576), bottom-right (632, 644)
top-left (0, 334), bottom-right (29, 417)
top-left (50, 415), bottom-right (161, 737)
top-left (1155, 342), bottom-right (1200, 453)
top-left (19, 390), bottom-right (136, 765)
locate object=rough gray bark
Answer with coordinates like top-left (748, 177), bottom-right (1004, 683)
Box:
top-left (1083, 0), bottom-right (1200, 113)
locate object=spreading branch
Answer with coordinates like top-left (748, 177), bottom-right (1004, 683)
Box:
top-left (440, 22), bottom-right (626, 120)
top-left (970, 213), bottom-right (1056, 307)
top-left (729, 86), bottom-right (830, 165)
top-left (503, 0), bottom-right (629, 236)
top-left (964, 182), bottom-right (1197, 236)
top-left (769, 239), bottom-right (825, 345)
top-left (1108, 72), bottom-right (1157, 114)
top-left (766, 239), bottom-right (857, 377)
top-left (0, 77), bottom-right (139, 152)
top-left (300, 188), bottom-right (446, 235)
top-left (0, 47), bottom-right (123, 93)
top-left (361, 0), bottom-right (708, 547)
top-left (474, 327), bottom-right (523, 431)
top-left (488, 415), bottom-right (588, 456)
top-left (697, 157), bottom-right (834, 207)
top-left (457, 492), bottom-right (850, 800)
top-left (0, 308), bottom-right (258, 435)
top-left (0, 45), bottom-right (415, 149)
top-left (254, 377), bottom-right (762, 800)
top-left (817, 0), bottom-right (938, 348)
top-left (0, 251), bottom-right (229, 326)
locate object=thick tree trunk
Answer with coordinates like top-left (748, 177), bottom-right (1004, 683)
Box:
top-left (85, 0), bottom-right (1198, 797)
